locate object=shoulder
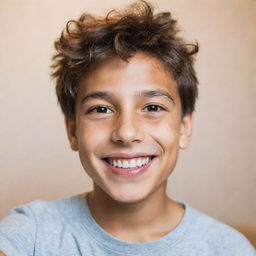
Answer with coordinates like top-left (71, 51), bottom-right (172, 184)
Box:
top-left (0, 193), bottom-right (87, 234)
top-left (0, 193), bottom-right (89, 255)
top-left (0, 194), bottom-right (84, 232)
top-left (182, 203), bottom-right (255, 255)
top-left (11, 192), bottom-right (88, 225)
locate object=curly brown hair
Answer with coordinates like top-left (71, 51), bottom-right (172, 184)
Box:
top-left (51, 0), bottom-right (199, 120)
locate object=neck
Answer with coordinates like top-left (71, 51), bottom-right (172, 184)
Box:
top-left (86, 183), bottom-right (184, 242)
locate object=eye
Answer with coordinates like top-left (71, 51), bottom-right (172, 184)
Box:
top-left (143, 104), bottom-right (166, 112)
top-left (86, 106), bottom-right (113, 114)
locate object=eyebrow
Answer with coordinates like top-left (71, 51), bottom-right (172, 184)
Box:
top-left (81, 91), bottom-right (112, 105)
top-left (81, 89), bottom-right (174, 105)
top-left (140, 89), bottom-right (174, 103)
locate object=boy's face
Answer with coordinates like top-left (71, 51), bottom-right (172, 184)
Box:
top-left (66, 52), bottom-right (193, 203)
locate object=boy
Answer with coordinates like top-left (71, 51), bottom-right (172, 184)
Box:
top-left (0, 1), bottom-right (255, 255)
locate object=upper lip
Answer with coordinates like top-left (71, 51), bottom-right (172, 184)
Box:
top-left (101, 152), bottom-right (157, 159)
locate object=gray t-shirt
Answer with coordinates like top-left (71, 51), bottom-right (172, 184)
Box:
top-left (0, 193), bottom-right (255, 256)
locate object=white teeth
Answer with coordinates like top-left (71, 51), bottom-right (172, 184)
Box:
top-left (113, 160), bottom-right (118, 167)
top-left (123, 160), bottom-right (129, 168)
top-left (130, 159), bottom-right (137, 168)
top-left (137, 158), bottom-right (142, 167)
top-left (107, 157), bottom-right (152, 168)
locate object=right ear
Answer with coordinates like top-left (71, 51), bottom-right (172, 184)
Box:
top-left (65, 117), bottom-right (78, 151)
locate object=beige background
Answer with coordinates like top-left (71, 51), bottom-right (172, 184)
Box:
top-left (0, 0), bottom-right (255, 247)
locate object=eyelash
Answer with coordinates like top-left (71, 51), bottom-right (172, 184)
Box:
top-left (86, 105), bottom-right (113, 114)
top-left (143, 104), bottom-right (166, 112)
top-left (86, 104), bottom-right (166, 114)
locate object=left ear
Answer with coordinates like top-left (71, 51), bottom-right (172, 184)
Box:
top-left (179, 113), bottom-right (194, 150)
top-left (65, 117), bottom-right (78, 151)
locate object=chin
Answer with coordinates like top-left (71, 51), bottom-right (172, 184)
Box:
top-left (108, 188), bottom-right (151, 204)
top-left (113, 196), bottom-right (147, 205)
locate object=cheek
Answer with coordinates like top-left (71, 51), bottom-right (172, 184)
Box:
top-left (148, 117), bottom-right (181, 148)
top-left (76, 121), bottom-right (109, 158)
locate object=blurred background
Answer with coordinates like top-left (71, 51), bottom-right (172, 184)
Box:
top-left (0, 0), bottom-right (255, 247)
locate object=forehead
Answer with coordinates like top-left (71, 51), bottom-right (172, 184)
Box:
top-left (78, 52), bottom-right (178, 97)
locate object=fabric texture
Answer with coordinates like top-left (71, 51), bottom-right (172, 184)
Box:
top-left (0, 192), bottom-right (255, 256)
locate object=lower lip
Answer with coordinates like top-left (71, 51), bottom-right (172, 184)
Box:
top-left (102, 158), bottom-right (155, 178)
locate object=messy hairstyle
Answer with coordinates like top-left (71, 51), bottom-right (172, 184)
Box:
top-left (51, 0), bottom-right (199, 120)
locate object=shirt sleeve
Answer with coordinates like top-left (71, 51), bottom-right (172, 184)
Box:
top-left (0, 204), bottom-right (36, 256)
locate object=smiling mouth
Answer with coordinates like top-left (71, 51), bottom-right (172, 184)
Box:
top-left (102, 156), bottom-right (155, 169)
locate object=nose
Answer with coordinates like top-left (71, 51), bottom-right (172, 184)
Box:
top-left (111, 112), bottom-right (144, 145)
